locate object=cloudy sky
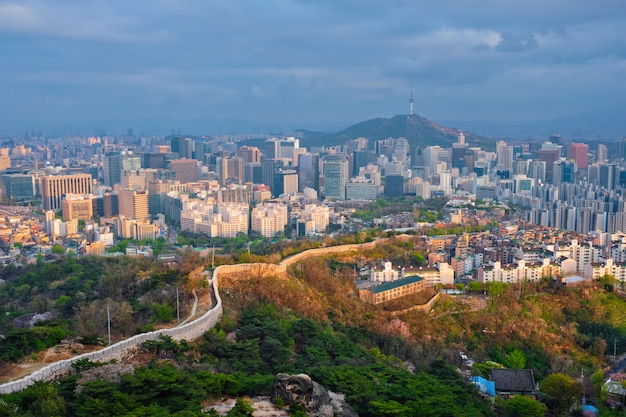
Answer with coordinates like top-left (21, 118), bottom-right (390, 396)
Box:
top-left (0, 0), bottom-right (624, 134)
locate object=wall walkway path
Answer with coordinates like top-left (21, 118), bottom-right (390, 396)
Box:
top-left (0, 239), bottom-right (386, 394)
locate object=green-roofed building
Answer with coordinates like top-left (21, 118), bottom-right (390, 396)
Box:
top-left (359, 275), bottom-right (425, 305)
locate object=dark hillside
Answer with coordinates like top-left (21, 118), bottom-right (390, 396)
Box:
top-left (300, 114), bottom-right (495, 150)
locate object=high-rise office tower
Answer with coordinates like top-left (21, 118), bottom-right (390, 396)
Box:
top-left (496, 140), bottom-right (514, 172)
top-left (119, 189), bottom-right (149, 219)
top-left (384, 175), bottom-right (404, 197)
top-left (262, 159), bottom-right (283, 196)
top-left (552, 159), bottom-right (577, 185)
top-left (528, 160), bottom-right (546, 183)
top-left (142, 153), bottom-right (166, 169)
top-left (169, 159), bottom-right (198, 183)
top-left (92, 195), bottom-right (105, 217)
top-left (422, 146), bottom-right (446, 175)
top-left (237, 146), bottom-right (261, 164)
top-left (549, 134), bottom-right (563, 146)
top-left (194, 140), bottom-right (212, 160)
top-left (171, 136), bottom-right (193, 159)
top-left (567, 143), bottom-right (588, 169)
top-left (103, 192), bottom-right (119, 217)
top-left (121, 152), bottom-right (141, 171)
top-left (147, 181), bottom-right (169, 215)
top-left (273, 170), bottom-right (298, 196)
top-left (439, 171), bottom-right (452, 196)
top-left (264, 138), bottom-right (280, 160)
top-left (538, 149), bottom-right (560, 182)
top-left (41, 174), bottom-right (93, 211)
top-left (597, 144), bottom-right (608, 164)
top-left (0, 153), bottom-right (10, 171)
top-left (451, 142), bottom-right (469, 170)
top-left (62, 195), bottom-right (93, 220)
top-left (218, 156), bottom-right (244, 185)
top-left (244, 162), bottom-right (263, 184)
top-left (298, 153), bottom-right (320, 192)
top-left (104, 152), bottom-right (141, 187)
top-left (410, 146), bottom-right (424, 168)
top-left (513, 159), bottom-right (529, 176)
top-left (2, 174), bottom-right (35, 200)
top-left (353, 150), bottom-right (374, 176)
top-left (103, 152), bottom-right (121, 186)
top-left (278, 137), bottom-right (299, 160)
top-left (323, 155), bottom-right (349, 200)
top-left (620, 137), bottom-right (626, 161)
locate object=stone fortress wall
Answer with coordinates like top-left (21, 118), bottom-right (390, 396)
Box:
top-left (0, 239), bottom-right (392, 394)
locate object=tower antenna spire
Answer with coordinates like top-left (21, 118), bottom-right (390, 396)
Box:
top-left (409, 85), bottom-right (414, 116)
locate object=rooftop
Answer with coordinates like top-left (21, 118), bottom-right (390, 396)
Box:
top-left (369, 275), bottom-right (423, 294)
top-left (491, 368), bottom-right (536, 393)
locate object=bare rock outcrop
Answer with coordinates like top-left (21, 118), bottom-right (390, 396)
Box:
top-left (271, 373), bottom-right (358, 417)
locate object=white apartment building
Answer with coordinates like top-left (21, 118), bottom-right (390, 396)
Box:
top-left (569, 239), bottom-right (602, 273)
top-left (115, 217), bottom-right (159, 240)
top-left (251, 203), bottom-right (288, 238)
top-left (478, 259), bottom-right (561, 284)
top-left (371, 261), bottom-right (403, 282)
top-left (301, 204), bottom-right (330, 233)
top-left (404, 263), bottom-right (455, 287)
top-left (584, 258), bottom-right (626, 282)
top-left (181, 203), bottom-right (249, 238)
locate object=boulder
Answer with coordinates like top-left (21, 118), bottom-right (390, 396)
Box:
top-left (271, 373), bottom-right (358, 417)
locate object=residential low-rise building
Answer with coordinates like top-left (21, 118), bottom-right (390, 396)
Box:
top-left (405, 263), bottom-right (455, 286)
top-left (478, 259), bottom-right (561, 284)
top-left (85, 241), bottom-right (106, 256)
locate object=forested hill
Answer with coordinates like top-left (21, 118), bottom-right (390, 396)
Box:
top-left (0, 303), bottom-right (495, 416)
top-left (3, 240), bottom-right (626, 415)
top-left (298, 114), bottom-right (495, 150)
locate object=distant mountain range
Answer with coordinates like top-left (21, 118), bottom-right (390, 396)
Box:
top-left (439, 109), bottom-right (626, 141)
top-left (296, 114), bottom-right (496, 150)
top-left (3, 108), bottom-right (623, 143)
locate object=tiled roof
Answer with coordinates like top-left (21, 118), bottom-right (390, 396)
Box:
top-left (491, 369), bottom-right (536, 393)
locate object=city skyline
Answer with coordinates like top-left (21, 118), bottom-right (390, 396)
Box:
top-left (1, 1), bottom-right (625, 135)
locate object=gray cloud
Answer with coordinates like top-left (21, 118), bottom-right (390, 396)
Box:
top-left (0, 0), bottom-right (624, 134)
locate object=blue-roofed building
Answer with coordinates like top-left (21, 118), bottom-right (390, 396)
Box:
top-left (470, 376), bottom-right (496, 397)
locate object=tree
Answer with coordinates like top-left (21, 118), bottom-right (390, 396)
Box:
top-left (599, 274), bottom-right (616, 292)
top-left (371, 400), bottom-right (411, 416)
top-left (288, 403), bottom-right (307, 417)
top-left (504, 349), bottom-right (527, 369)
top-left (412, 252), bottom-right (425, 266)
top-left (590, 370), bottom-right (605, 402)
top-left (471, 361), bottom-right (504, 378)
top-left (486, 282), bottom-right (507, 309)
top-left (226, 398), bottom-right (254, 417)
top-left (51, 244), bottom-right (64, 255)
top-left (468, 281), bottom-right (483, 293)
top-left (539, 373), bottom-right (583, 413)
top-left (18, 382), bottom-right (66, 417)
top-left (504, 396), bottom-right (547, 417)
